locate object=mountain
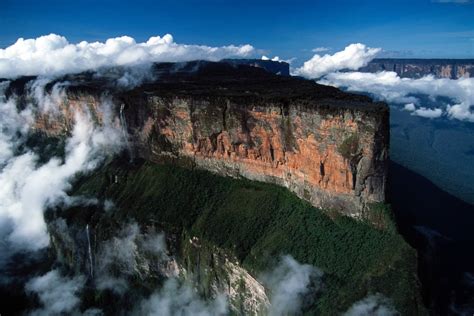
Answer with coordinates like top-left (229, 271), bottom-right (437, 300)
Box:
top-left (360, 58), bottom-right (474, 79)
top-left (1, 61), bottom-right (426, 315)
top-left (27, 61), bottom-right (389, 218)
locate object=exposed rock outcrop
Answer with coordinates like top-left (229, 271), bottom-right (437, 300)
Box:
top-left (25, 61), bottom-right (389, 217)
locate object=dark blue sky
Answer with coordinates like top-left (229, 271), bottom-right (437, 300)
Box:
top-left (1, 0), bottom-right (473, 63)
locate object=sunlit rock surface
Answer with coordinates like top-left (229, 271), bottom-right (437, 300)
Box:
top-left (11, 60), bottom-right (389, 217)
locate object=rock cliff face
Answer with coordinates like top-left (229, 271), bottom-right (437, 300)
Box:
top-left (360, 58), bottom-right (474, 79)
top-left (47, 217), bottom-right (269, 314)
top-left (29, 61), bottom-right (389, 217)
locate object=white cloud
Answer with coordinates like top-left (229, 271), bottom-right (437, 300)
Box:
top-left (319, 71), bottom-right (474, 122)
top-left (404, 103), bottom-right (416, 111)
top-left (312, 47), bottom-right (331, 53)
top-left (342, 294), bottom-right (398, 316)
top-left (0, 34), bottom-right (255, 78)
top-left (136, 255), bottom-right (320, 316)
top-left (136, 278), bottom-right (228, 316)
top-left (95, 223), bottom-right (170, 295)
top-left (294, 43), bottom-right (381, 78)
top-left (403, 103), bottom-right (443, 118)
top-left (0, 82), bottom-right (123, 251)
top-left (261, 55), bottom-right (296, 64)
top-left (261, 255), bottom-right (322, 315)
top-left (261, 55), bottom-right (281, 62)
top-left (25, 269), bottom-right (85, 316)
top-left (413, 107), bottom-right (443, 118)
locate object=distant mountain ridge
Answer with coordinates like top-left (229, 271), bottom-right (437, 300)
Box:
top-left (360, 58), bottom-right (474, 79)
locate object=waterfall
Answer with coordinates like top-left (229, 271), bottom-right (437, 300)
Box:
top-left (86, 224), bottom-right (93, 278)
top-left (119, 103), bottom-right (134, 162)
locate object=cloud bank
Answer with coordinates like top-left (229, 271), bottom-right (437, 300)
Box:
top-left (294, 43), bottom-right (381, 78)
top-left (0, 34), bottom-right (255, 78)
top-left (319, 71), bottom-right (474, 122)
top-left (291, 43), bottom-right (473, 123)
top-left (0, 81), bottom-right (123, 251)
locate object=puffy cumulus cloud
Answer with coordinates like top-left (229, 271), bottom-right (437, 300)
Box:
top-left (404, 103), bottom-right (416, 111)
top-left (25, 269), bottom-right (86, 316)
top-left (0, 82), bottom-right (123, 251)
top-left (403, 103), bottom-right (443, 118)
top-left (413, 107), bottom-right (443, 119)
top-left (0, 33), bottom-right (256, 78)
top-left (319, 71), bottom-right (474, 122)
top-left (342, 294), bottom-right (398, 316)
top-left (294, 43), bottom-right (381, 78)
top-left (261, 255), bottom-right (323, 315)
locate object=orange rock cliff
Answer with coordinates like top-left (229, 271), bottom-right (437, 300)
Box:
top-left (28, 61), bottom-right (389, 217)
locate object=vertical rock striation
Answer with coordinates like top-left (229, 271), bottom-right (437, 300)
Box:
top-left (29, 61), bottom-right (389, 217)
top-left (120, 62), bottom-right (389, 217)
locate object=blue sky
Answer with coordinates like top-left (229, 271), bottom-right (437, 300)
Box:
top-left (1, 0), bottom-right (473, 63)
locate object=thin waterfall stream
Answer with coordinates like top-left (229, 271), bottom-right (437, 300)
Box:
top-left (120, 103), bottom-right (134, 162)
top-left (86, 224), bottom-right (93, 278)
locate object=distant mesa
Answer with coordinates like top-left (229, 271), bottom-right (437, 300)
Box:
top-left (360, 58), bottom-right (474, 79)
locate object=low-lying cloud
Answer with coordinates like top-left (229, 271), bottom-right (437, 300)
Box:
top-left (0, 80), bottom-right (123, 252)
top-left (319, 71), bottom-right (474, 122)
top-left (261, 255), bottom-right (323, 315)
top-left (25, 269), bottom-right (86, 316)
top-left (294, 43), bottom-right (381, 78)
top-left (136, 278), bottom-right (228, 316)
top-left (95, 223), bottom-right (170, 295)
top-left (342, 294), bottom-right (398, 316)
top-left (403, 103), bottom-right (443, 118)
top-left (38, 217), bottom-right (322, 315)
top-left (0, 33), bottom-right (255, 78)
top-left (289, 43), bottom-right (473, 123)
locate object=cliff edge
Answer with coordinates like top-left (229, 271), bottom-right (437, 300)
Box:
top-left (27, 61), bottom-right (389, 217)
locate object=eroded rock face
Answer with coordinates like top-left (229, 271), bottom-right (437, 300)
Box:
top-left (129, 96), bottom-right (388, 217)
top-left (30, 61), bottom-right (389, 217)
top-left (47, 217), bottom-right (269, 315)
